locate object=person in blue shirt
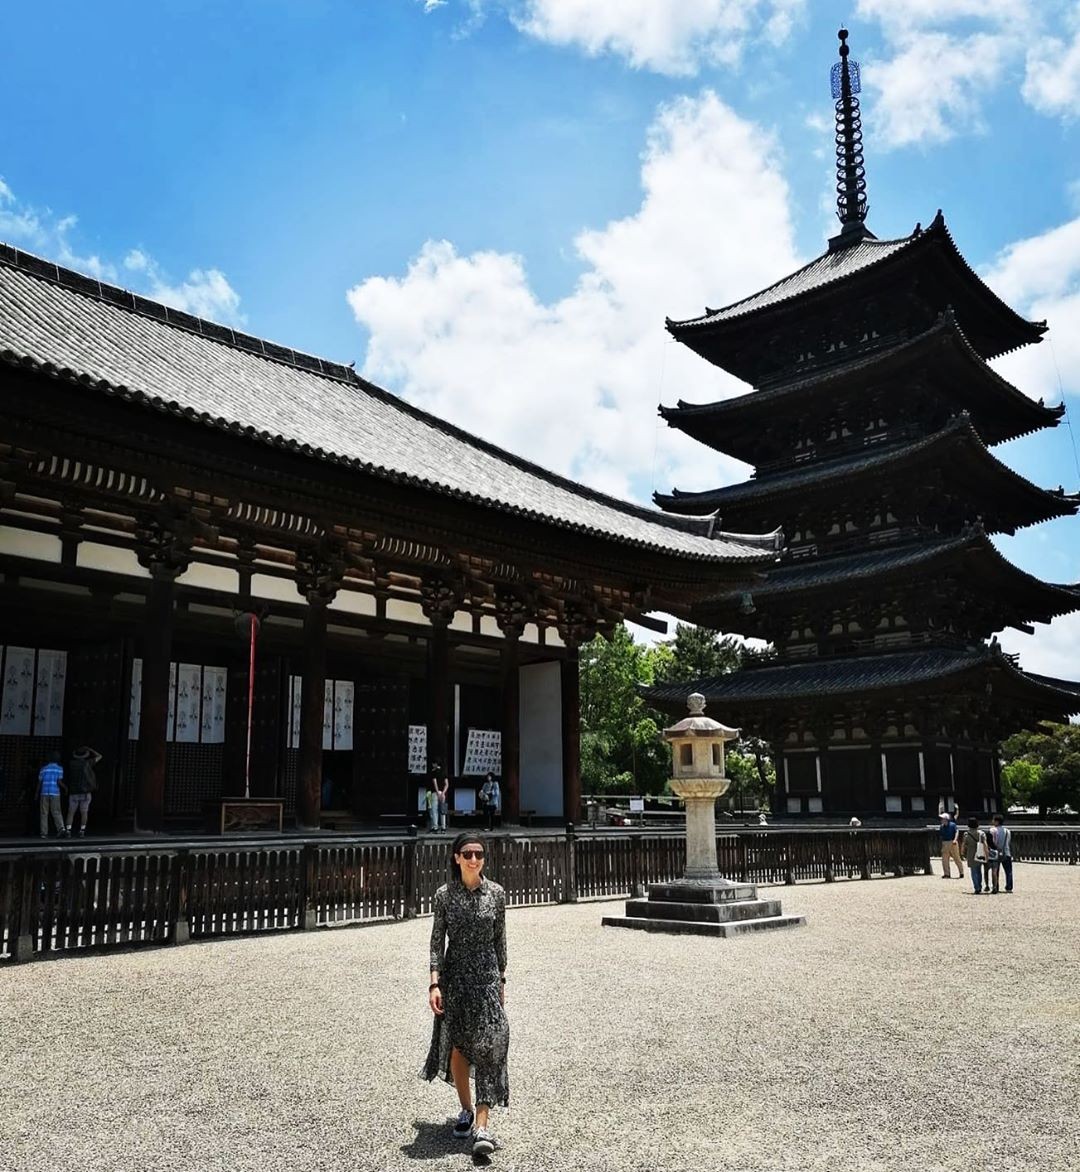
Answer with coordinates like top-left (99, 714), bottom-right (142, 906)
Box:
top-left (36, 752), bottom-right (68, 838)
top-left (938, 811), bottom-right (964, 880)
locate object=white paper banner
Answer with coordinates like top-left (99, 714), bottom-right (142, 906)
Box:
top-left (408, 724), bottom-right (428, 775)
top-left (129, 657), bottom-right (143, 740)
top-left (168, 662), bottom-right (178, 740)
top-left (174, 663), bottom-right (202, 743)
top-left (288, 675), bottom-right (302, 750)
top-left (321, 680), bottom-right (334, 750)
top-left (33, 649), bottom-right (67, 737)
top-left (462, 728), bottom-right (501, 776)
top-left (201, 665), bottom-right (228, 745)
top-left (0, 646), bottom-right (35, 735)
top-left (333, 680), bottom-right (354, 751)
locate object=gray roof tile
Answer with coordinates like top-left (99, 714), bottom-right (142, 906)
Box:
top-left (0, 245), bottom-right (780, 564)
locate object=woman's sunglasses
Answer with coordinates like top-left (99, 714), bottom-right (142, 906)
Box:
top-left (458, 850), bottom-right (485, 860)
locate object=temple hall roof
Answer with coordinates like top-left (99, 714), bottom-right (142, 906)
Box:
top-left (0, 242), bottom-right (780, 566)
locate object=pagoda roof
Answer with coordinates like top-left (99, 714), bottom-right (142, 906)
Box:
top-left (694, 531), bottom-right (1080, 626)
top-left (645, 645), bottom-right (1080, 713)
top-left (661, 312), bottom-right (1064, 462)
top-left (0, 242), bottom-right (781, 567)
top-left (666, 213), bottom-right (1046, 375)
top-left (655, 414), bottom-right (1079, 533)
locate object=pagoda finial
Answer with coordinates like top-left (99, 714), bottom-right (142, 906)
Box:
top-left (831, 27), bottom-right (869, 236)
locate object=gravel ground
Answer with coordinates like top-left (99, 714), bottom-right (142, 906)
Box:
top-left (2, 865), bottom-right (1078, 1172)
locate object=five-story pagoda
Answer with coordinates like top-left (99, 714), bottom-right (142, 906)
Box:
top-left (648, 29), bottom-right (1080, 819)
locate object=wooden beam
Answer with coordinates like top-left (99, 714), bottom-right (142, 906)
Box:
top-left (500, 635), bottom-right (520, 821)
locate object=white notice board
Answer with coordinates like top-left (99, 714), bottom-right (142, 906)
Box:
top-left (462, 728), bottom-right (501, 776)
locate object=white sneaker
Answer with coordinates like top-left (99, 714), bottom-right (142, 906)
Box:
top-left (472, 1127), bottom-right (500, 1156)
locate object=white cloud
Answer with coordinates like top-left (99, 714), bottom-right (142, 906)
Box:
top-left (0, 176), bottom-right (244, 326)
top-left (468, 0), bottom-right (806, 76)
top-left (852, 1), bottom-right (1080, 142)
top-left (1023, 11), bottom-right (1080, 118)
top-left (347, 91), bottom-right (798, 499)
top-left (985, 215), bottom-right (1080, 406)
top-left (866, 31), bottom-right (1007, 147)
top-left (998, 613), bottom-right (1080, 682)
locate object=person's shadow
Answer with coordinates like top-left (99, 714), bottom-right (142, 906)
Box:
top-left (401, 1120), bottom-right (491, 1165)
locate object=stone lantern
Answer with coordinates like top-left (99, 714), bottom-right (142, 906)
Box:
top-left (602, 693), bottom-right (806, 937)
top-left (665, 693), bottom-right (740, 881)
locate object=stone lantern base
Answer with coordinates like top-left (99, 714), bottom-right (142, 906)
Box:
top-left (602, 879), bottom-right (805, 937)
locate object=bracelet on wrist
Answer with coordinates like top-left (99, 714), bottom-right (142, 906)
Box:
top-left (499, 977), bottom-right (506, 984)
top-left (429, 982), bottom-right (440, 991)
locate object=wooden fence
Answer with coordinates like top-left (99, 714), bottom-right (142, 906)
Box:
top-left (0, 826), bottom-right (1074, 964)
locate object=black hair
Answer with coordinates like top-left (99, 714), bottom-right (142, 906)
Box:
top-left (967, 816), bottom-right (979, 829)
top-left (449, 831), bottom-right (488, 883)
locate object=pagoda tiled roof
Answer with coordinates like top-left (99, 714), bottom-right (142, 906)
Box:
top-left (654, 414), bottom-right (1079, 530)
top-left (0, 242), bottom-right (781, 566)
top-left (666, 213), bottom-right (1046, 363)
top-left (670, 232), bottom-right (916, 328)
top-left (645, 645), bottom-right (1080, 711)
top-left (661, 312), bottom-right (1064, 456)
top-left (695, 531), bottom-right (1080, 623)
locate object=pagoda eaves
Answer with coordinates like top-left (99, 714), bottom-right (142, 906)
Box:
top-left (655, 413), bottom-right (1079, 535)
top-left (666, 214), bottom-right (1047, 388)
top-left (661, 311), bottom-right (1064, 465)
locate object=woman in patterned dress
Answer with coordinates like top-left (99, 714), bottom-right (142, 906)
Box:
top-left (422, 832), bottom-right (509, 1157)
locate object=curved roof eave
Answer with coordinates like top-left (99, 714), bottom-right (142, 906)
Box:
top-left (660, 311), bottom-right (1062, 444)
top-left (654, 414), bottom-right (1079, 526)
top-left (665, 214), bottom-right (1046, 360)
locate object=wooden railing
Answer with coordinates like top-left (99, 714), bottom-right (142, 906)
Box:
top-left (1, 826), bottom-right (1073, 964)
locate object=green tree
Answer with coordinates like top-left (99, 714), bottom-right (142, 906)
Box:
top-left (647, 623), bottom-right (775, 810)
top-left (649, 623), bottom-right (742, 684)
top-left (1000, 723), bottom-right (1080, 815)
top-left (579, 625), bottom-right (669, 794)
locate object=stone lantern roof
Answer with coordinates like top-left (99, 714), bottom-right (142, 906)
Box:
top-left (663, 693), bottom-right (740, 741)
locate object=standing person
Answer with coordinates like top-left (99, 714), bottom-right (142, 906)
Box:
top-left (479, 773), bottom-right (500, 832)
top-left (65, 745), bottom-right (101, 837)
top-left (425, 780), bottom-right (439, 832)
top-left (423, 833), bottom-right (509, 1158)
top-left (991, 814), bottom-right (1014, 893)
top-left (961, 817), bottom-right (988, 894)
top-left (36, 752), bottom-right (67, 838)
top-left (938, 811), bottom-right (965, 880)
top-left (435, 772), bottom-right (450, 832)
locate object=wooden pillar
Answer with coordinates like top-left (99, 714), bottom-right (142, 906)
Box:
top-left (561, 648), bottom-right (581, 824)
top-left (295, 548), bottom-right (344, 831)
top-left (297, 598), bottom-right (328, 831)
top-left (135, 567), bottom-right (180, 833)
top-left (428, 621), bottom-right (450, 774)
top-left (420, 574), bottom-right (464, 778)
top-left (501, 634), bottom-right (520, 821)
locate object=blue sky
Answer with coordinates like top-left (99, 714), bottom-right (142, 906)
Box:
top-left (2, 1), bottom-right (1080, 673)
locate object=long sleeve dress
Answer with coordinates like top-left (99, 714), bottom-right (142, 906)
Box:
top-left (422, 877), bottom-right (510, 1108)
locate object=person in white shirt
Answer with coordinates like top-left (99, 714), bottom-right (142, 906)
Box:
top-left (990, 814), bottom-right (1014, 893)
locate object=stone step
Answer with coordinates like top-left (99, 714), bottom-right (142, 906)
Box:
top-left (601, 913), bottom-right (807, 937)
top-left (647, 881), bottom-right (759, 904)
top-left (623, 897), bottom-right (783, 923)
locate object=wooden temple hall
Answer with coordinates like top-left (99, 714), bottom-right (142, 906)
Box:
top-left (0, 240), bottom-right (782, 834)
top-left (649, 30), bottom-right (1080, 818)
